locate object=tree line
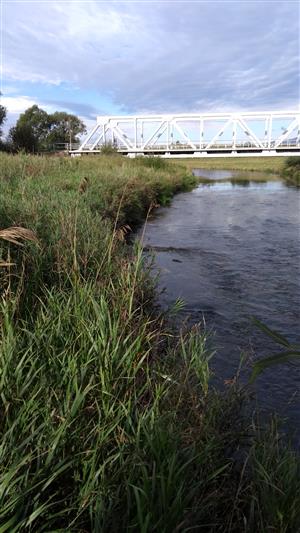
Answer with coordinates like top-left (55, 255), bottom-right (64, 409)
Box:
top-left (0, 100), bottom-right (86, 153)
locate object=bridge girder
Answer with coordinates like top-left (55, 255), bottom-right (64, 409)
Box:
top-left (73, 111), bottom-right (300, 156)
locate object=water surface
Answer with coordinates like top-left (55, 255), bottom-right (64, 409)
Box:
top-left (192, 168), bottom-right (275, 181)
top-left (139, 172), bottom-right (300, 442)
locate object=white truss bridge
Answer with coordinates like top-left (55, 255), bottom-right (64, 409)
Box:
top-left (71, 110), bottom-right (300, 157)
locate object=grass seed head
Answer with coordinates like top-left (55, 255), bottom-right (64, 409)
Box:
top-left (0, 226), bottom-right (39, 247)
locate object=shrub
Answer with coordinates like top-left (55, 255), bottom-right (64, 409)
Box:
top-left (282, 156), bottom-right (300, 185)
top-left (100, 142), bottom-right (119, 155)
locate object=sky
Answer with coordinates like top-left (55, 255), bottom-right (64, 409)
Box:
top-left (1, 0), bottom-right (300, 136)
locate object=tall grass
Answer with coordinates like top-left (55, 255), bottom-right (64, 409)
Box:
top-left (0, 153), bottom-right (299, 531)
top-left (0, 153), bottom-right (195, 310)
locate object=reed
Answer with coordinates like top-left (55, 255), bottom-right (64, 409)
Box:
top-left (0, 227), bottom-right (39, 247)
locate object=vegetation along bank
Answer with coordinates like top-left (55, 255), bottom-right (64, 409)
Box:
top-left (0, 153), bottom-right (299, 532)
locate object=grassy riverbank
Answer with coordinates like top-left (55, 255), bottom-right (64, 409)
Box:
top-left (0, 153), bottom-right (299, 532)
top-left (173, 156), bottom-right (285, 175)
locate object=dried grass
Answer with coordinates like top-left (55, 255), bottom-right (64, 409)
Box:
top-left (0, 226), bottom-right (39, 247)
top-left (0, 261), bottom-right (15, 267)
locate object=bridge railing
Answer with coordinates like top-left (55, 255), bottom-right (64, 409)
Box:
top-left (75, 139), bottom-right (299, 152)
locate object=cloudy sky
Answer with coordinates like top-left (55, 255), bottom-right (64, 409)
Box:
top-left (2, 0), bottom-right (300, 133)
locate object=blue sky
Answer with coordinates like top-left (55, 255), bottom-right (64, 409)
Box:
top-left (2, 0), bottom-right (300, 135)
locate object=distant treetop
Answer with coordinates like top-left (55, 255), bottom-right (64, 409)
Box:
top-left (7, 105), bottom-right (86, 153)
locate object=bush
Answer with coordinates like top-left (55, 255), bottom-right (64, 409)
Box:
top-left (136, 155), bottom-right (169, 170)
top-left (282, 156), bottom-right (300, 185)
top-left (100, 142), bottom-right (119, 155)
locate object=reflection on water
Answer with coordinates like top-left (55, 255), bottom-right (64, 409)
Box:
top-left (138, 175), bottom-right (300, 443)
top-left (193, 168), bottom-right (235, 180)
top-left (192, 168), bottom-right (276, 182)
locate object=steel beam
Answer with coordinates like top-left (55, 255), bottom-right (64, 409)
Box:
top-left (74, 111), bottom-right (300, 155)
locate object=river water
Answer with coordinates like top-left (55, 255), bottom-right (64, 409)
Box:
top-left (138, 170), bottom-right (300, 442)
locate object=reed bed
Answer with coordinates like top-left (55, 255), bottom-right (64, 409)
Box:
top-left (0, 153), bottom-right (299, 532)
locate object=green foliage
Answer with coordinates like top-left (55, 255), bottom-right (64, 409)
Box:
top-left (0, 103), bottom-right (6, 128)
top-left (248, 421), bottom-right (300, 532)
top-left (250, 318), bottom-right (300, 382)
top-left (0, 279), bottom-right (241, 531)
top-left (285, 156), bottom-right (300, 168)
top-left (0, 99), bottom-right (7, 138)
top-left (8, 123), bottom-right (39, 153)
top-left (17, 104), bottom-right (49, 141)
top-left (8, 105), bottom-right (86, 153)
top-left (281, 156), bottom-right (300, 186)
top-left (0, 94), bottom-right (8, 150)
top-left (100, 141), bottom-right (119, 155)
top-left (137, 156), bottom-right (169, 170)
top-left (0, 153), bottom-right (196, 307)
top-left (47, 110), bottom-right (86, 146)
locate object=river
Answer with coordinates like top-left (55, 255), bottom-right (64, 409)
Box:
top-left (138, 169), bottom-right (300, 443)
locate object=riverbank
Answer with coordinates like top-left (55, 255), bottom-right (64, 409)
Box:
top-left (0, 153), bottom-right (299, 532)
top-left (171, 156), bottom-right (285, 174)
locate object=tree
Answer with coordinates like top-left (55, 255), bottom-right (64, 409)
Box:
top-left (8, 123), bottom-right (38, 153)
top-left (0, 94), bottom-right (7, 150)
top-left (8, 105), bottom-right (86, 153)
top-left (15, 105), bottom-right (50, 151)
top-left (47, 111), bottom-right (86, 147)
top-left (0, 103), bottom-right (7, 137)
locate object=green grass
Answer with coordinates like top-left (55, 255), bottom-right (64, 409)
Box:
top-left (0, 153), bottom-right (299, 532)
top-left (172, 156), bottom-right (285, 174)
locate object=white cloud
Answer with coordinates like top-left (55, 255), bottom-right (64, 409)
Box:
top-left (2, 96), bottom-right (40, 114)
top-left (1, 95), bottom-right (93, 136)
top-left (65, 3), bottom-right (138, 40)
top-left (1, 95), bottom-right (62, 115)
top-left (2, 0), bottom-right (300, 114)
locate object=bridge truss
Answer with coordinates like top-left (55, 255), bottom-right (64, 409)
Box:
top-left (72, 111), bottom-right (300, 157)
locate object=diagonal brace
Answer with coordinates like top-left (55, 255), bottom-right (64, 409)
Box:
top-left (205, 119), bottom-right (232, 150)
top-left (274, 118), bottom-right (298, 148)
top-left (172, 121), bottom-right (197, 149)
